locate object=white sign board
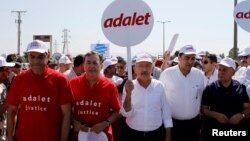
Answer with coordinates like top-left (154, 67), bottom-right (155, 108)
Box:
top-left (101, 0), bottom-right (154, 47)
top-left (234, 0), bottom-right (250, 32)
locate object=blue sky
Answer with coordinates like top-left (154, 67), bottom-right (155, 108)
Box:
top-left (0, 0), bottom-right (249, 58)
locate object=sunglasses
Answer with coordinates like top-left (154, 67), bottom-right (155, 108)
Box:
top-left (202, 60), bottom-right (209, 65)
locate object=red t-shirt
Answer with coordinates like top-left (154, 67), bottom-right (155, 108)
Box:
top-left (70, 74), bottom-right (121, 141)
top-left (7, 68), bottom-right (73, 141)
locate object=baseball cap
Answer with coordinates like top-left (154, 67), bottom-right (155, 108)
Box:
top-left (239, 47), bottom-right (250, 56)
top-left (179, 45), bottom-right (196, 55)
top-left (59, 55), bottom-right (72, 64)
top-left (26, 40), bottom-right (49, 54)
top-left (0, 56), bottom-right (15, 68)
top-left (78, 131), bottom-right (108, 141)
top-left (135, 53), bottom-right (153, 63)
top-left (103, 57), bottom-right (118, 70)
top-left (219, 57), bottom-right (236, 70)
top-left (155, 58), bottom-right (164, 66)
top-left (6, 54), bottom-right (23, 67)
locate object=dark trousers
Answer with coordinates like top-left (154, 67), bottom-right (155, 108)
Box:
top-left (172, 115), bottom-right (200, 141)
top-left (121, 122), bottom-right (165, 141)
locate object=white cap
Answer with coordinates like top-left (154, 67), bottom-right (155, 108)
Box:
top-left (59, 55), bottom-right (72, 64)
top-left (0, 56), bottom-right (15, 68)
top-left (179, 45), bottom-right (196, 55)
top-left (219, 57), bottom-right (236, 70)
top-left (103, 57), bottom-right (118, 70)
top-left (26, 40), bottom-right (49, 54)
top-left (239, 47), bottom-right (250, 56)
top-left (135, 53), bottom-right (153, 63)
top-left (198, 51), bottom-right (206, 57)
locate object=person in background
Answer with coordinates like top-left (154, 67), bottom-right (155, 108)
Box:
top-left (154, 58), bottom-right (164, 68)
top-left (65, 54), bottom-right (84, 80)
top-left (58, 55), bottom-right (72, 73)
top-left (159, 45), bottom-right (204, 141)
top-left (121, 52), bottom-right (172, 141)
top-left (103, 57), bottom-right (123, 88)
top-left (6, 40), bottom-right (73, 141)
top-left (66, 54), bottom-right (74, 68)
top-left (70, 51), bottom-right (121, 141)
top-left (0, 56), bottom-right (15, 141)
top-left (233, 47), bottom-right (250, 86)
top-left (47, 58), bottom-right (57, 70)
top-left (116, 56), bottom-right (127, 79)
top-left (201, 52), bottom-right (218, 86)
top-left (201, 57), bottom-right (250, 141)
top-left (152, 57), bottom-right (162, 80)
top-left (102, 57), bottom-right (123, 141)
top-left (6, 54), bottom-right (23, 75)
top-left (193, 60), bottom-right (202, 70)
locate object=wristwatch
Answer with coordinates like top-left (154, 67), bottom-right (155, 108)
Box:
top-left (105, 119), bottom-right (111, 126)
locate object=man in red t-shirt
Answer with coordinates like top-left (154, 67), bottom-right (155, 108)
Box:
top-left (70, 51), bottom-right (121, 141)
top-left (6, 40), bottom-right (73, 141)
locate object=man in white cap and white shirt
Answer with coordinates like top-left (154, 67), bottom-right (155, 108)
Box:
top-left (233, 47), bottom-right (250, 86)
top-left (103, 57), bottom-right (123, 89)
top-left (201, 57), bottom-right (250, 141)
top-left (6, 40), bottom-right (73, 141)
top-left (58, 55), bottom-right (72, 74)
top-left (121, 52), bottom-right (172, 141)
top-left (159, 45), bottom-right (204, 141)
top-left (0, 56), bottom-right (15, 140)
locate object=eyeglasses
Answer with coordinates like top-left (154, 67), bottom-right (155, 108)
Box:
top-left (202, 60), bottom-right (209, 65)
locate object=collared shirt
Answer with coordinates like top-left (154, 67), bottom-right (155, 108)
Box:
top-left (203, 69), bottom-right (218, 86)
top-left (159, 65), bottom-right (204, 120)
top-left (120, 79), bottom-right (173, 131)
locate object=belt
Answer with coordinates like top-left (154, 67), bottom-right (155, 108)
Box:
top-left (129, 126), bottom-right (162, 137)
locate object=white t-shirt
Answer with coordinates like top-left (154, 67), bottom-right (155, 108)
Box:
top-left (159, 65), bottom-right (205, 120)
top-left (120, 79), bottom-right (173, 131)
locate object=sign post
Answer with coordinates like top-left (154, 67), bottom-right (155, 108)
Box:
top-left (101, 0), bottom-right (154, 80)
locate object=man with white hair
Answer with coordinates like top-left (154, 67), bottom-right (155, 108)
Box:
top-left (6, 40), bottom-right (73, 141)
top-left (121, 52), bottom-right (172, 141)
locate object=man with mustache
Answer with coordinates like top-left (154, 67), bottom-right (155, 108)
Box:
top-left (70, 51), bottom-right (121, 141)
top-left (6, 40), bottom-right (73, 141)
top-left (121, 53), bottom-right (172, 141)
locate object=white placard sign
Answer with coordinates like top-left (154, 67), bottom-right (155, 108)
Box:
top-left (234, 0), bottom-right (250, 32)
top-left (101, 0), bottom-right (154, 47)
top-left (101, 0), bottom-right (154, 80)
